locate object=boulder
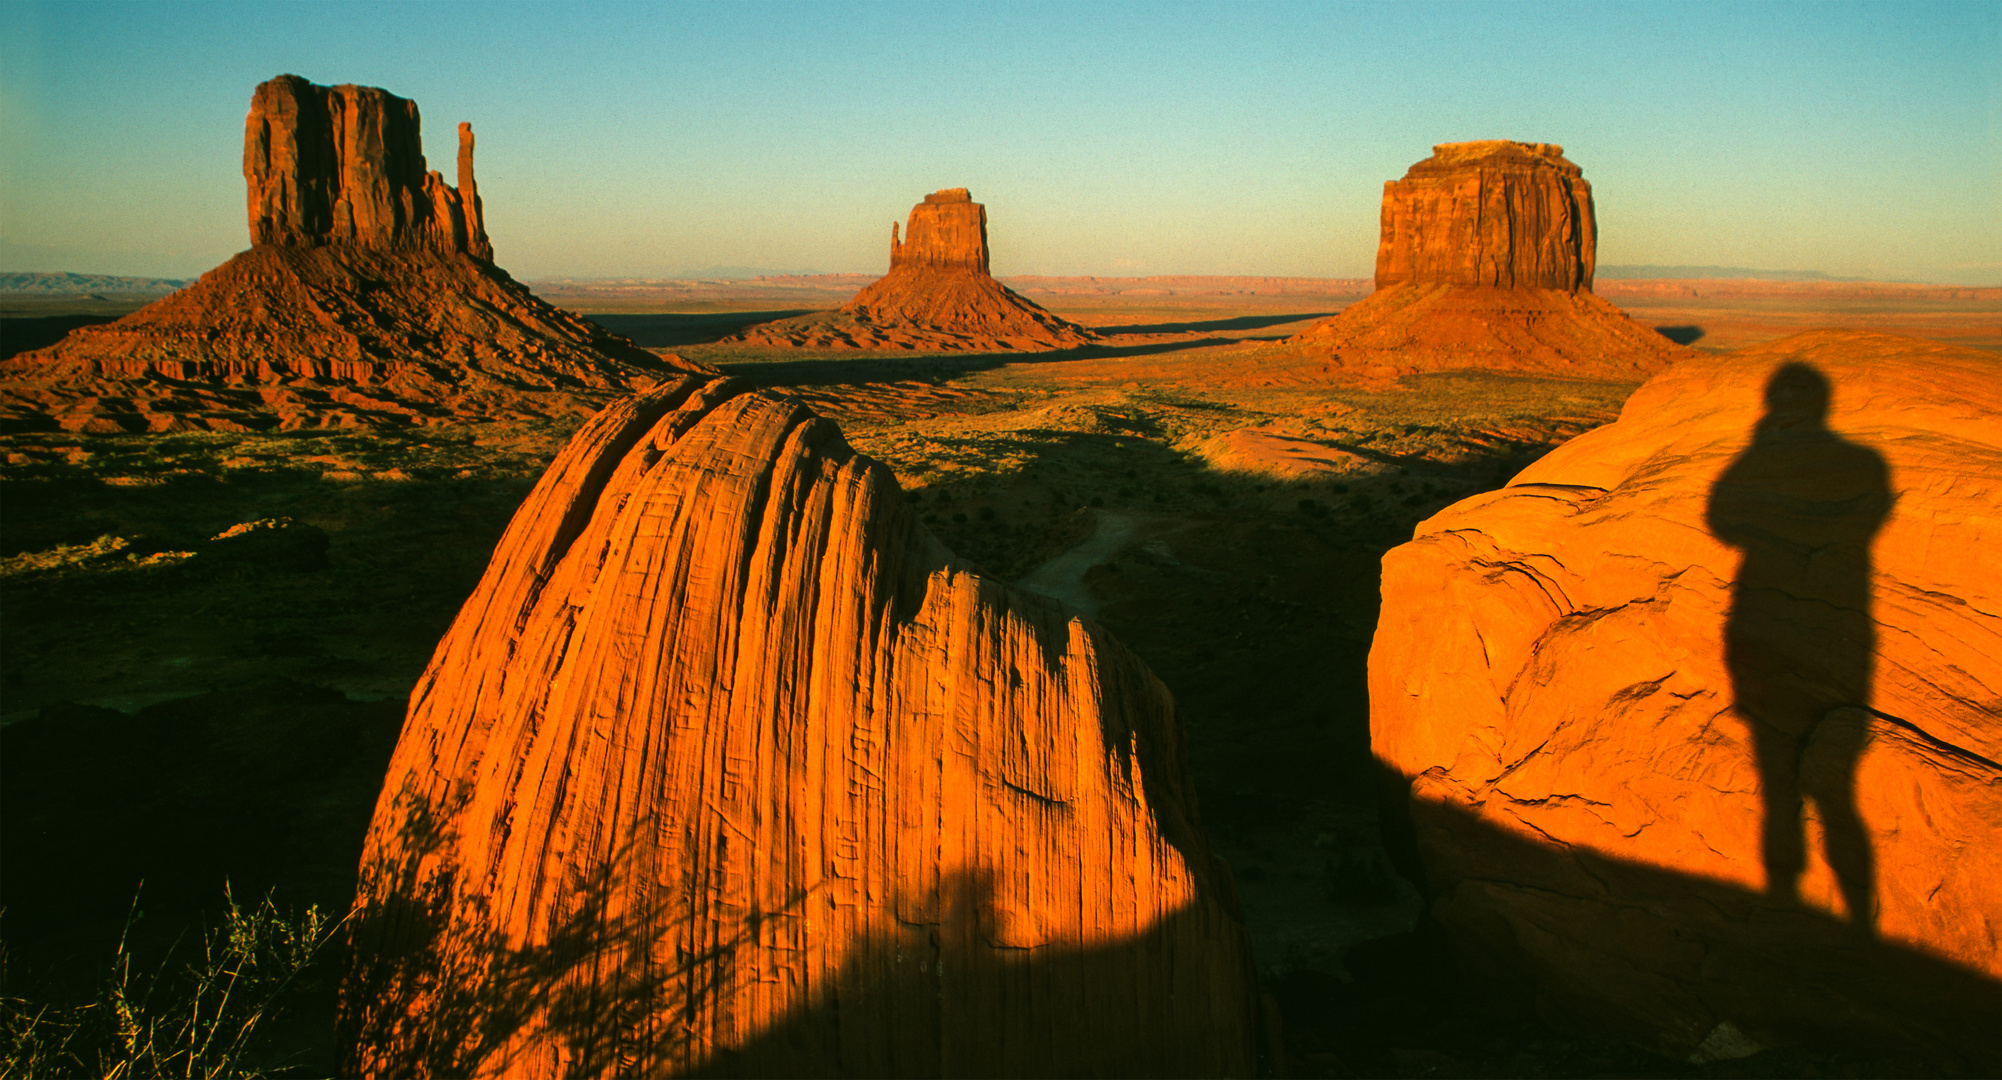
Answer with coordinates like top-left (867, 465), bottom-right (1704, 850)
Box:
top-left (1284, 142), bottom-right (1687, 379)
top-left (1369, 330), bottom-right (2002, 1070)
top-left (730, 189), bottom-right (1097, 351)
top-left (339, 375), bottom-right (1256, 1077)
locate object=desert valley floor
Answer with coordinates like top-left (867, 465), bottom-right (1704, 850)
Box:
top-left (2, 276), bottom-right (1997, 1077)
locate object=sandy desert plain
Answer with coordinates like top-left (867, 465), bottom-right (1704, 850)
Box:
top-left (0, 74), bottom-right (1998, 1079)
top-left (3, 266), bottom-right (1996, 1077)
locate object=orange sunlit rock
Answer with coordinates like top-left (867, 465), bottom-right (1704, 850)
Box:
top-left (1370, 329), bottom-right (2002, 1067)
top-left (729, 189), bottom-right (1098, 351)
top-left (1286, 141), bottom-right (1688, 379)
top-left (339, 376), bottom-right (1256, 1077)
top-left (0, 75), bottom-right (703, 432)
top-left (1374, 140), bottom-right (1595, 291)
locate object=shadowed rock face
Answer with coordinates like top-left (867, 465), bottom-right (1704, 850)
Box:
top-left (729, 189), bottom-right (1097, 351)
top-left (1369, 330), bottom-right (2002, 1070)
top-left (1375, 141), bottom-right (1595, 291)
top-left (1284, 141), bottom-right (1683, 379)
top-left (245, 74), bottom-right (492, 260)
top-left (339, 377), bottom-right (1256, 1077)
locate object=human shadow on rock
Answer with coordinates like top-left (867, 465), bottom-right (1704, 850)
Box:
top-left (1706, 362), bottom-right (1889, 930)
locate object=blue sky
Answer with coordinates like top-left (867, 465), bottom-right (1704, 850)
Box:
top-left (2, 0), bottom-right (1996, 282)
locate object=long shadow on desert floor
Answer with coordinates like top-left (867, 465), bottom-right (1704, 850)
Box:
top-left (585, 310), bottom-right (821, 347)
top-left (1092, 311), bottom-right (1340, 335)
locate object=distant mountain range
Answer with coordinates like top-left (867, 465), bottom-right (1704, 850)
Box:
top-left (1595, 265), bottom-right (1881, 282)
top-left (0, 271), bottom-right (193, 295)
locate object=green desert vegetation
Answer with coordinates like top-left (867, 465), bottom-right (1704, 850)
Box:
top-left (1, 889), bottom-right (344, 1079)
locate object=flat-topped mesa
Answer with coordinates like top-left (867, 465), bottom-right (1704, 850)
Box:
top-left (244, 74), bottom-right (492, 260)
top-left (1375, 140), bottom-right (1594, 291)
top-left (888, 188), bottom-right (990, 273)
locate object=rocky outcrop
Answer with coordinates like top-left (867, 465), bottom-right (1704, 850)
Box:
top-left (339, 377), bottom-right (1256, 1077)
top-left (1283, 142), bottom-right (1685, 379)
top-left (729, 189), bottom-right (1097, 351)
top-left (245, 75), bottom-right (491, 259)
top-left (1375, 141), bottom-right (1594, 291)
top-left (1, 76), bottom-right (702, 431)
top-left (1369, 330), bottom-right (2002, 1070)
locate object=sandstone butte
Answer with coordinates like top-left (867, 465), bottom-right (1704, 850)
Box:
top-left (337, 375), bottom-right (1257, 1077)
top-left (1369, 329), bottom-right (2001, 1070)
top-left (728, 189), bottom-right (1098, 352)
top-left (1285, 141), bottom-right (1690, 379)
top-left (0, 75), bottom-right (703, 433)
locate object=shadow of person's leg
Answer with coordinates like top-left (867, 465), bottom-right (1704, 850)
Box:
top-left (1752, 720), bottom-right (1807, 905)
top-left (1805, 706), bottom-right (1876, 936)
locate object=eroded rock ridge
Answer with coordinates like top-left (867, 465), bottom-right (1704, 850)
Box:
top-left (340, 377), bottom-right (1257, 1077)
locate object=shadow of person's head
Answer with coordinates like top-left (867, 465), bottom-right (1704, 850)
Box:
top-left (1761, 362), bottom-right (1831, 431)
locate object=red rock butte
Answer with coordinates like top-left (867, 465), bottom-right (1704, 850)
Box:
top-left (245, 74), bottom-right (492, 259)
top-left (1374, 140), bottom-right (1594, 291)
top-left (729, 189), bottom-right (1098, 351)
top-left (1285, 141), bottom-right (1687, 379)
top-left (0, 75), bottom-right (702, 433)
top-left (338, 375), bottom-right (1257, 1076)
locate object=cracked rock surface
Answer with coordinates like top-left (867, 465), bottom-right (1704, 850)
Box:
top-left (339, 375), bottom-right (1256, 1077)
top-left (1369, 328), bottom-right (2001, 1070)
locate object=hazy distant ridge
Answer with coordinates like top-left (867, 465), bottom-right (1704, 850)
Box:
top-left (1596, 265), bottom-right (1877, 282)
top-left (0, 271), bottom-right (192, 295)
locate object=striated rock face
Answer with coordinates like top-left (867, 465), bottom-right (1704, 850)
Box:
top-left (730, 189), bottom-right (1096, 351)
top-left (339, 377), bottom-right (1256, 1077)
top-left (1375, 141), bottom-right (1594, 291)
top-left (245, 74), bottom-right (492, 259)
top-left (889, 188), bottom-right (988, 272)
top-left (1284, 141), bottom-right (1682, 379)
top-left (1, 75), bottom-right (703, 430)
top-left (1370, 330), bottom-right (2002, 1070)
